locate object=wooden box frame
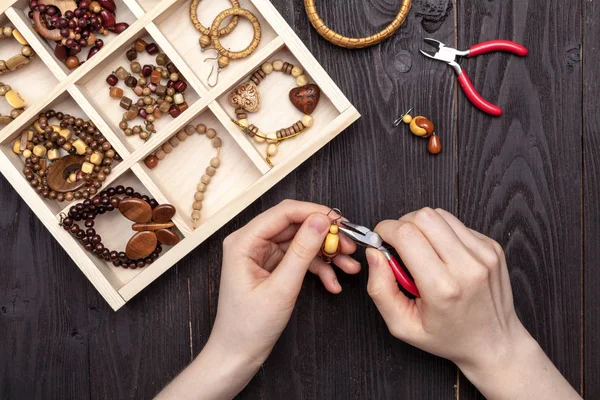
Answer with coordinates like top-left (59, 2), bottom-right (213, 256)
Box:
top-left (0, 0), bottom-right (359, 310)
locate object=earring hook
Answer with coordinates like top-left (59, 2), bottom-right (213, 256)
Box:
top-left (392, 107), bottom-right (414, 127)
top-left (326, 208), bottom-right (343, 223)
top-left (205, 64), bottom-right (221, 87)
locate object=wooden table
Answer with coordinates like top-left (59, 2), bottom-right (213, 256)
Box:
top-left (1, 0), bottom-right (597, 398)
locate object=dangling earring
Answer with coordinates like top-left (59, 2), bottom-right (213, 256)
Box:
top-left (393, 107), bottom-right (442, 155)
top-left (321, 208), bottom-right (342, 263)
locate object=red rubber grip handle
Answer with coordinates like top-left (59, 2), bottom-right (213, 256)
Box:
top-left (468, 40), bottom-right (528, 58)
top-left (388, 255), bottom-right (420, 297)
top-left (457, 71), bottom-right (503, 116)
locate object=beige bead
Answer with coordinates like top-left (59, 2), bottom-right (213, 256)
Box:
top-left (3, 27), bottom-right (13, 37)
top-left (192, 210), bottom-right (201, 220)
top-left (238, 119), bottom-right (249, 128)
top-left (194, 192), bottom-right (204, 201)
top-left (67, 173), bottom-right (77, 183)
top-left (197, 183), bottom-right (207, 192)
top-left (212, 137), bottom-right (222, 148)
top-left (59, 129), bottom-right (72, 140)
top-left (196, 124), bottom-right (207, 133)
top-left (291, 66), bottom-right (303, 77)
top-left (22, 149), bottom-right (32, 158)
top-left (162, 143), bottom-right (173, 153)
top-left (206, 128), bottom-right (217, 139)
top-left (12, 139), bottom-right (22, 154)
top-left (201, 174), bottom-right (211, 184)
top-left (402, 114), bottom-right (412, 124)
top-left (33, 144), bottom-right (47, 157)
top-left (81, 161), bottom-right (94, 174)
top-left (206, 166), bottom-right (216, 176)
top-left (267, 144), bottom-right (278, 156)
top-left (253, 133), bottom-right (265, 143)
top-left (169, 136), bottom-right (180, 147)
top-left (5, 90), bottom-right (25, 109)
top-left (73, 139), bottom-right (88, 155)
top-left (185, 125), bottom-right (196, 135)
top-left (156, 149), bottom-right (166, 160)
top-left (12, 29), bottom-right (28, 45)
top-left (210, 157), bottom-right (220, 168)
top-left (193, 201), bottom-right (203, 210)
top-left (272, 60), bottom-right (284, 71)
top-left (174, 93), bottom-right (184, 105)
top-left (47, 149), bottom-right (60, 161)
top-left (90, 152), bottom-right (103, 165)
top-left (266, 132), bottom-right (278, 144)
top-left (261, 62), bottom-right (273, 74)
top-left (302, 114), bottom-right (314, 128)
top-left (176, 130), bottom-right (187, 141)
top-left (296, 75), bottom-right (309, 87)
top-left (21, 46), bottom-right (34, 57)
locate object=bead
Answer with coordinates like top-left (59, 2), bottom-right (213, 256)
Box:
top-left (266, 132), bottom-right (277, 144)
top-left (156, 149), bottom-right (166, 160)
top-left (261, 62), bottom-right (273, 74)
top-left (65, 56), bottom-right (79, 69)
top-left (156, 53), bottom-right (169, 66)
top-left (291, 66), bottom-right (303, 77)
top-left (218, 56), bottom-right (230, 68)
top-left (106, 74), bottom-right (118, 86)
top-left (126, 48), bottom-right (138, 61)
top-left (201, 174), bottom-right (211, 184)
top-left (173, 80), bottom-right (187, 93)
top-left (109, 87), bottom-right (123, 98)
top-left (194, 192), bottom-right (204, 201)
top-left (169, 136), bottom-right (180, 147)
top-left (156, 229), bottom-right (179, 246)
top-left (130, 62), bottom-right (141, 73)
top-left (177, 130), bottom-right (187, 141)
top-left (185, 125), bottom-right (196, 135)
top-left (124, 76), bottom-right (137, 88)
top-left (151, 70), bottom-right (161, 84)
top-left (152, 204), bottom-right (176, 223)
top-left (33, 144), bottom-right (47, 157)
top-left (296, 75), bottom-right (309, 87)
top-left (289, 84), bottom-right (321, 114)
top-left (206, 128), bottom-right (216, 139)
top-left (199, 34), bottom-right (211, 48)
top-left (210, 157), bottom-right (220, 168)
top-left (90, 152), bottom-right (103, 165)
top-left (238, 119), bottom-right (249, 128)
top-left (146, 43), bottom-right (159, 55)
top-left (402, 114), bottom-right (412, 124)
top-left (155, 85), bottom-right (167, 97)
top-left (162, 143), bottom-right (173, 153)
top-left (119, 197), bottom-right (152, 223)
top-left (142, 64), bottom-right (153, 77)
top-left (12, 139), bottom-right (21, 154)
top-left (428, 134), bottom-right (442, 155)
top-left (254, 133), bottom-right (265, 143)
top-left (193, 201), bottom-right (203, 210)
top-left (212, 137), bottom-right (222, 148)
top-left (73, 139), bottom-right (88, 155)
top-left (173, 93), bottom-right (184, 105)
top-left (229, 81), bottom-right (260, 113)
top-left (47, 149), bottom-right (60, 160)
top-left (145, 155), bottom-right (159, 169)
top-left (272, 60), bottom-right (283, 71)
top-left (192, 210), bottom-right (201, 220)
top-left (197, 183), bottom-right (207, 192)
top-left (115, 66), bottom-right (129, 80)
top-left (267, 144), bottom-right (278, 156)
top-left (135, 39), bottom-right (147, 52)
top-left (196, 124), bottom-right (207, 133)
top-left (302, 114), bottom-right (314, 128)
top-left (21, 46), bottom-right (34, 57)
top-left (206, 166), bottom-right (216, 176)
top-left (5, 90), bottom-right (25, 109)
top-left (169, 106), bottom-right (181, 118)
top-left (12, 29), bottom-right (28, 45)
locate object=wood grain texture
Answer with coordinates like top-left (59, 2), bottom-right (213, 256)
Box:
top-left (456, 0), bottom-right (582, 398)
top-left (583, 0), bottom-right (599, 397)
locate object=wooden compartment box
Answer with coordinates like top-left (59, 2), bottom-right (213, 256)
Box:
top-left (0, 0), bottom-right (359, 310)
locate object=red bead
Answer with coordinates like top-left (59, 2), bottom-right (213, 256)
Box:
top-left (142, 65), bottom-right (153, 77)
top-left (173, 80), bottom-right (187, 93)
top-left (106, 74), bottom-right (118, 86)
top-left (169, 105), bottom-right (181, 118)
top-left (146, 43), bottom-right (159, 55)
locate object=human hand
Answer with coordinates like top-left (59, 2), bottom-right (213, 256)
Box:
top-left (366, 207), bottom-right (580, 399)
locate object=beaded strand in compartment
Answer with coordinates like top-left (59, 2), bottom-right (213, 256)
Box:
top-left (0, 82), bottom-right (26, 125)
top-left (143, 123), bottom-right (222, 229)
top-left (0, 26), bottom-right (35, 75)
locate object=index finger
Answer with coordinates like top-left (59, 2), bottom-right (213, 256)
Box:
top-left (375, 219), bottom-right (450, 293)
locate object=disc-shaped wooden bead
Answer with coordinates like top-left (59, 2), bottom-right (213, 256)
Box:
top-left (126, 231), bottom-right (157, 260)
top-left (289, 84), bottom-right (320, 115)
top-left (152, 204), bottom-right (176, 223)
top-left (156, 228), bottom-right (180, 246)
top-left (46, 154), bottom-right (87, 193)
top-left (119, 197), bottom-right (152, 223)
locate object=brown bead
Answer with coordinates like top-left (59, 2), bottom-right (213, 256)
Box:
top-left (428, 134), bottom-right (442, 155)
top-left (119, 197), bottom-right (152, 223)
top-left (212, 137), bottom-right (222, 148)
top-left (65, 56), bottom-right (80, 69)
top-left (196, 124), bottom-right (206, 134)
top-left (126, 231), bottom-right (157, 260)
top-left (126, 48), bottom-right (138, 61)
top-left (185, 125), bottom-right (196, 135)
top-left (153, 204), bottom-right (176, 223)
top-left (150, 70), bottom-right (161, 84)
top-left (132, 222), bottom-right (175, 231)
top-left (120, 96), bottom-right (132, 110)
top-left (176, 130), bottom-right (187, 141)
top-left (289, 84), bottom-right (321, 115)
top-left (144, 155), bottom-right (159, 169)
top-left (134, 39), bottom-right (147, 52)
top-left (109, 87), bottom-right (123, 98)
top-left (156, 228), bottom-right (180, 246)
top-left (206, 128), bottom-right (216, 139)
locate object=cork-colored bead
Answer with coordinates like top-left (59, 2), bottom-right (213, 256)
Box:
top-left (197, 183), bottom-right (207, 192)
top-left (162, 143), bottom-right (173, 153)
top-left (192, 210), bottom-right (201, 220)
top-left (212, 137), bottom-right (222, 148)
top-left (206, 166), bottom-right (217, 176)
top-left (176, 130), bottom-right (187, 141)
top-left (193, 201), bottom-right (203, 210)
top-left (267, 144), bottom-right (278, 156)
top-left (254, 133), bottom-right (265, 143)
top-left (302, 114), bottom-right (314, 127)
top-left (206, 128), bottom-right (216, 139)
top-left (156, 149), bottom-right (166, 160)
top-left (109, 87), bottom-right (123, 98)
top-left (201, 174), bottom-right (211, 184)
top-left (194, 192), bottom-right (204, 201)
top-left (291, 66), bottom-right (303, 77)
top-left (261, 62), bottom-right (273, 74)
top-left (296, 75), bottom-right (309, 87)
top-left (210, 157), bottom-right (220, 168)
top-left (196, 124), bottom-right (207, 133)
top-left (266, 132), bottom-right (277, 143)
top-left (272, 59), bottom-right (283, 71)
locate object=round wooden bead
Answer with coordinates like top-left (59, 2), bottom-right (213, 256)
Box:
top-left (212, 137), bottom-right (222, 148)
top-left (201, 174), bottom-right (211, 184)
top-left (185, 125), bottom-right (196, 135)
top-left (162, 143), bottom-right (173, 153)
top-left (145, 155), bottom-right (158, 169)
top-left (272, 60), bottom-right (283, 71)
top-left (296, 75), bottom-right (308, 86)
top-left (65, 56), bottom-right (79, 69)
top-left (194, 192), bottom-right (204, 201)
top-left (206, 128), bottom-right (217, 139)
top-left (218, 56), bottom-right (230, 68)
top-left (169, 136), bottom-right (180, 147)
top-left (156, 149), bottom-right (166, 160)
top-left (206, 166), bottom-right (216, 176)
top-left (176, 130), bottom-right (187, 141)
top-left (192, 210), bottom-right (201, 220)
top-left (302, 115), bottom-right (314, 127)
top-left (261, 62), bottom-right (273, 74)
top-left (197, 183), bottom-right (207, 192)
top-left (193, 201), bottom-right (203, 210)
top-left (267, 144), bottom-right (278, 156)
top-left (291, 66), bottom-right (303, 77)
top-left (402, 114), bottom-right (412, 123)
top-left (210, 157), bottom-right (220, 168)
top-left (196, 124), bottom-right (206, 133)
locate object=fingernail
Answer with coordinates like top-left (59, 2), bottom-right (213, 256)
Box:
top-left (366, 249), bottom-right (379, 267)
top-left (333, 277), bottom-right (342, 292)
top-left (309, 214), bottom-right (329, 235)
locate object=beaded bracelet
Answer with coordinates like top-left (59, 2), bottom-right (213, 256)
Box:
top-left (229, 59), bottom-right (320, 167)
top-left (143, 123), bottom-right (223, 229)
top-left (304, 0), bottom-right (411, 49)
top-left (60, 186), bottom-right (180, 268)
top-left (0, 83), bottom-right (26, 125)
top-left (12, 109), bottom-right (121, 202)
top-left (0, 26), bottom-right (35, 74)
top-left (106, 39), bottom-right (188, 141)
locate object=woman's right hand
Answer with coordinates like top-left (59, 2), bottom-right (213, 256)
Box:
top-left (366, 207), bottom-right (581, 400)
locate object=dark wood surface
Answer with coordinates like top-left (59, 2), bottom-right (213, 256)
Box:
top-left (0, 0), bottom-right (594, 398)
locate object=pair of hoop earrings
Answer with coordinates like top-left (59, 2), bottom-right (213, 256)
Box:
top-left (190, 0), bottom-right (262, 87)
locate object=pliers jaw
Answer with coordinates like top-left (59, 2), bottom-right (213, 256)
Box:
top-left (420, 38), bottom-right (468, 75)
top-left (338, 221), bottom-right (384, 249)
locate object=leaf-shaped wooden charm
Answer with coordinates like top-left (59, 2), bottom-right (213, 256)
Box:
top-left (152, 204), bottom-right (176, 223)
top-left (119, 197), bottom-right (152, 223)
top-left (156, 229), bottom-right (180, 246)
top-left (125, 231), bottom-right (157, 260)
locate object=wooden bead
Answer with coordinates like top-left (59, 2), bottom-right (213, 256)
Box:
top-left (12, 29), bottom-right (27, 45)
top-left (156, 149), bottom-right (166, 160)
top-left (201, 174), bottom-right (211, 184)
top-left (206, 128), bottom-right (217, 139)
top-left (5, 90), bottom-right (25, 109)
top-left (126, 231), bottom-right (157, 260)
top-left (192, 210), bottom-right (201, 220)
top-left (194, 192), bottom-right (204, 201)
top-left (109, 87), bottom-right (123, 98)
top-left (90, 152), bottom-right (103, 165)
top-left (402, 114), bottom-right (412, 123)
top-left (185, 125), bottom-right (196, 135)
top-left (302, 114), bottom-right (314, 127)
top-left (206, 166), bottom-right (216, 176)
top-left (177, 130), bottom-right (187, 141)
top-left (218, 56), bottom-right (230, 68)
top-left (153, 204), bottom-right (176, 223)
top-left (156, 229), bottom-right (179, 246)
top-left (296, 75), bottom-right (308, 86)
top-left (261, 62), bottom-right (273, 74)
top-left (12, 139), bottom-right (22, 154)
top-left (47, 149), bottom-right (60, 161)
top-left (210, 157), bottom-right (220, 168)
top-left (65, 56), bottom-right (79, 69)
top-left (197, 183), bottom-right (207, 192)
top-left (193, 201), bottom-right (203, 210)
top-left (81, 162), bottom-right (94, 174)
top-left (169, 136), bottom-right (180, 147)
top-left (145, 155), bottom-right (159, 169)
top-left (199, 35), bottom-right (211, 48)
top-left (119, 197), bottom-right (153, 223)
top-left (132, 222), bottom-right (175, 231)
top-left (196, 124), bottom-right (206, 133)
top-left (291, 66), bottom-right (303, 77)
top-left (428, 134), bottom-right (442, 154)
top-left (272, 60), bottom-right (283, 71)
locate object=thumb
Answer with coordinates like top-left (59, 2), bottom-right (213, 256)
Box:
top-left (268, 213), bottom-right (331, 293)
top-left (366, 248), bottom-right (414, 338)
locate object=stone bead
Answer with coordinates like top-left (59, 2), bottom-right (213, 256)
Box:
top-left (115, 66), bottom-right (129, 80)
top-left (193, 201), bottom-right (203, 210)
top-left (109, 87), bottom-right (123, 98)
top-left (302, 114), bottom-right (314, 128)
top-left (65, 56), bottom-right (79, 69)
top-left (261, 62), bottom-right (273, 74)
top-left (267, 144), bottom-right (278, 156)
top-left (156, 53), bottom-right (169, 66)
top-left (210, 157), bottom-right (220, 168)
top-left (126, 48), bottom-right (138, 61)
top-left (200, 174), bottom-right (211, 184)
top-left (194, 192), bottom-right (204, 201)
top-left (151, 70), bottom-right (162, 84)
top-left (196, 124), bottom-right (206, 133)
top-left (272, 60), bottom-right (283, 71)
top-left (146, 43), bottom-right (159, 55)
top-left (135, 39), bottom-right (147, 52)
top-left (3, 27), bottom-right (13, 37)
top-left (130, 62), bottom-right (141, 73)
top-left (144, 155), bottom-right (159, 169)
top-left (120, 96), bottom-right (132, 110)
top-left (176, 130), bottom-right (187, 141)
top-left (124, 76), bottom-right (137, 88)
top-left (291, 66), bottom-right (304, 77)
top-left (156, 149), bottom-right (166, 160)
top-left (173, 93), bottom-right (184, 105)
top-left (206, 128), bottom-right (216, 139)
top-left (212, 137), bottom-right (222, 148)
top-left (296, 75), bottom-right (308, 87)
top-left (106, 74), bottom-right (118, 86)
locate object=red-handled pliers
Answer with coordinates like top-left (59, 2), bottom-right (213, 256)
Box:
top-left (339, 221), bottom-right (420, 297)
top-left (420, 38), bottom-right (528, 116)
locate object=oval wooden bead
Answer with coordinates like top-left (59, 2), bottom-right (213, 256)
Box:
top-left (428, 134), bottom-right (442, 155)
top-left (5, 90), bottom-right (25, 109)
top-left (156, 228), bottom-right (180, 246)
top-left (119, 197), bottom-right (152, 223)
top-left (126, 231), bottom-right (157, 260)
top-left (132, 222), bottom-right (175, 231)
top-left (153, 204), bottom-right (176, 223)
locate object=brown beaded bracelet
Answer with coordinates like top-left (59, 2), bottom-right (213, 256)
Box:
top-left (12, 109), bottom-right (121, 202)
top-left (106, 40), bottom-right (188, 141)
top-left (0, 82), bottom-right (26, 125)
top-left (304, 0), bottom-right (411, 49)
top-left (230, 59), bottom-right (320, 167)
top-left (143, 123), bottom-right (223, 229)
top-left (0, 26), bottom-right (35, 75)
top-left (60, 186), bottom-right (180, 268)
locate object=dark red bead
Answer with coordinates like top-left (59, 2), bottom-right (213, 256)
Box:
top-left (106, 74), bottom-right (118, 86)
top-left (142, 65), bottom-right (153, 77)
top-left (139, 108), bottom-right (148, 119)
top-left (173, 80), bottom-right (187, 93)
top-left (169, 105), bottom-right (181, 118)
top-left (124, 76), bottom-right (137, 88)
top-left (146, 43), bottom-right (159, 55)
top-left (99, 10), bottom-right (116, 27)
top-left (110, 23), bottom-right (129, 34)
top-left (126, 48), bottom-right (137, 61)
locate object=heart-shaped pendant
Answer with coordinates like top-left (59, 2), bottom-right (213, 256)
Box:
top-left (229, 81), bottom-right (260, 113)
top-left (289, 84), bottom-right (321, 115)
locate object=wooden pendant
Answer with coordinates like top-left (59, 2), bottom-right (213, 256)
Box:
top-left (428, 134), bottom-right (442, 154)
top-left (409, 116), bottom-right (435, 137)
top-left (289, 84), bottom-right (320, 115)
top-left (320, 224), bottom-right (341, 263)
top-left (46, 154), bottom-right (87, 193)
top-left (33, 1), bottom-right (77, 41)
top-left (125, 231), bottom-right (157, 260)
top-left (118, 197), bottom-right (152, 223)
top-left (229, 81), bottom-right (260, 113)
top-left (156, 228), bottom-right (180, 246)
top-left (152, 204), bottom-right (176, 223)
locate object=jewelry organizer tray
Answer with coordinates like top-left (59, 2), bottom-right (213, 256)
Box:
top-left (0, 0), bottom-right (359, 310)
